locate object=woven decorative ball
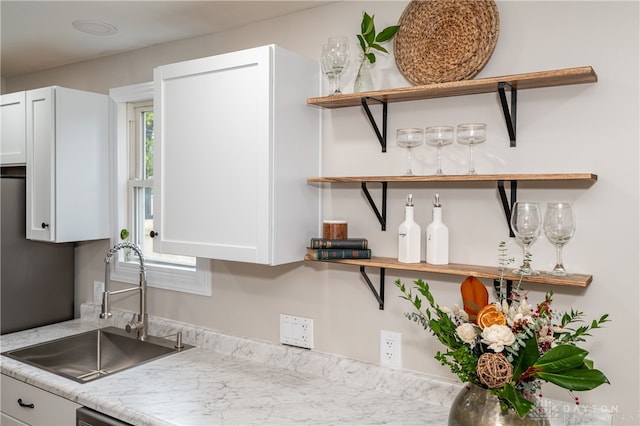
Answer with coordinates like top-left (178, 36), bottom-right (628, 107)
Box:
top-left (477, 352), bottom-right (513, 388)
top-left (394, 0), bottom-right (500, 85)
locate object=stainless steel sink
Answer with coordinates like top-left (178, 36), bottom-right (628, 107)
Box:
top-left (2, 327), bottom-right (192, 383)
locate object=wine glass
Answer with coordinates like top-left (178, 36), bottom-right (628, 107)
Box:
top-left (543, 202), bottom-right (576, 276)
top-left (320, 36), bottom-right (349, 96)
top-left (397, 128), bottom-right (424, 176)
top-left (320, 44), bottom-right (337, 96)
top-left (510, 202), bottom-right (542, 276)
top-left (456, 123), bottom-right (487, 175)
top-left (425, 126), bottom-right (454, 175)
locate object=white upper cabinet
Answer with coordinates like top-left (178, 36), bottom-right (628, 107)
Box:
top-left (26, 86), bottom-right (110, 242)
top-left (1, 91), bottom-right (27, 165)
top-left (153, 45), bottom-right (320, 265)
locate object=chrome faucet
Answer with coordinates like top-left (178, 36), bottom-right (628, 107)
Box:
top-left (101, 242), bottom-right (148, 341)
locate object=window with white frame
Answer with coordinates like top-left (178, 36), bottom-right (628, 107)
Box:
top-left (110, 82), bottom-right (211, 295)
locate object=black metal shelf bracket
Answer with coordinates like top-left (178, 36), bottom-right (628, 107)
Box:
top-left (497, 180), bottom-right (517, 237)
top-left (498, 82), bottom-right (517, 147)
top-left (360, 266), bottom-right (385, 310)
top-left (360, 97), bottom-right (388, 152)
top-left (493, 278), bottom-right (514, 303)
top-left (361, 181), bottom-right (387, 230)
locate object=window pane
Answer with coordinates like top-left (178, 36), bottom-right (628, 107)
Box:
top-left (112, 84), bottom-right (210, 296)
top-left (143, 110), bottom-right (154, 180)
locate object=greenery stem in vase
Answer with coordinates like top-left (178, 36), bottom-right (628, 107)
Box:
top-left (354, 12), bottom-right (399, 93)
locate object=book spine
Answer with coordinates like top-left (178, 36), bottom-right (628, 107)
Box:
top-left (308, 249), bottom-right (372, 260)
top-left (309, 238), bottom-right (368, 249)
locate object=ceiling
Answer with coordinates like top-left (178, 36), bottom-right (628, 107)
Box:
top-left (0, 1), bottom-right (331, 78)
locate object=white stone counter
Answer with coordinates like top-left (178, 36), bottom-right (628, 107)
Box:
top-left (0, 304), bottom-right (611, 425)
top-left (1, 305), bottom-right (455, 425)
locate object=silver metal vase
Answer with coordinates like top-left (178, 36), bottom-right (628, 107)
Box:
top-left (448, 384), bottom-right (549, 426)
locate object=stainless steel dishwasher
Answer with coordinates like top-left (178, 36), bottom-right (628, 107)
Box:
top-left (76, 407), bottom-right (133, 426)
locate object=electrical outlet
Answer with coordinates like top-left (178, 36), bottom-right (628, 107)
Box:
top-left (380, 330), bottom-right (402, 368)
top-left (93, 281), bottom-right (105, 305)
top-left (280, 314), bottom-right (314, 349)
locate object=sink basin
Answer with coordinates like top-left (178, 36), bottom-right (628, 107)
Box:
top-left (2, 327), bottom-right (193, 383)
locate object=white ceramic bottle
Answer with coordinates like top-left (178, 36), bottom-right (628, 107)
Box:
top-left (398, 194), bottom-right (421, 263)
top-left (426, 193), bottom-right (449, 265)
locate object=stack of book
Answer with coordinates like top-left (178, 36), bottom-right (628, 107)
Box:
top-left (306, 238), bottom-right (371, 260)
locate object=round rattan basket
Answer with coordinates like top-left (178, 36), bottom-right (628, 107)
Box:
top-left (394, 0), bottom-right (500, 86)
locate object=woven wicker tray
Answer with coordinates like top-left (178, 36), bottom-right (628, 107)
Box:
top-left (394, 0), bottom-right (500, 86)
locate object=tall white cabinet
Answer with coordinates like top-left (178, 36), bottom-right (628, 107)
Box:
top-left (0, 91), bottom-right (27, 165)
top-left (26, 86), bottom-right (109, 242)
top-left (153, 45), bottom-right (320, 265)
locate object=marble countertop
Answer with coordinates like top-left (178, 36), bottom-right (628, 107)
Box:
top-left (1, 305), bottom-right (454, 425)
top-left (1, 305), bottom-right (611, 425)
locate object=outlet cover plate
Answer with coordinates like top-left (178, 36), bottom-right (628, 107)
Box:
top-left (280, 314), bottom-right (314, 349)
top-left (380, 330), bottom-right (402, 369)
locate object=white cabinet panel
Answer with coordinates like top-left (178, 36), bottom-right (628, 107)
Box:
top-left (1, 375), bottom-right (80, 426)
top-left (26, 86), bottom-right (110, 242)
top-left (0, 91), bottom-right (26, 165)
top-left (154, 45), bottom-right (320, 265)
top-left (0, 411), bottom-right (29, 425)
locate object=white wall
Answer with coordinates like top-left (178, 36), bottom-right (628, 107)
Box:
top-left (5, 1), bottom-right (639, 422)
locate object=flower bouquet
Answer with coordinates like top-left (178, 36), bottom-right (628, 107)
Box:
top-left (395, 264), bottom-right (609, 418)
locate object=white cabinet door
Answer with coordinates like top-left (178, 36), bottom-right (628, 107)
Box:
top-left (1, 375), bottom-right (80, 426)
top-left (154, 45), bottom-right (320, 265)
top-left (0, 91), bottom-right (27, 165)
top-left (26, 86), bottom-right (110, 242)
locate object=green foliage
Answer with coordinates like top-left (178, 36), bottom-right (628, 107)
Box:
top-left (435, 346), bottom-right (479, 384)
top-left (510, 335), bottom-right (539, 380)
top-left (495, 383), bottom-right (537, 419)
top-left (556, 310), bottom-right (610, 344)
top-left (356, 12), bottom-right (399, 65)
top-left (397, 279), bottom-right (479, 385)
top-left (531, 345), bottom-right (609, 391)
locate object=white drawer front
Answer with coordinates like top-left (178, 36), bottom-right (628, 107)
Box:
top-left (1, 375), bottom-right (80, 426)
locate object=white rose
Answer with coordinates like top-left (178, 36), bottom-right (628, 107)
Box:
top-left (456, 323), bottom-right (479, 345)
top-left (481, 324), bottom-right (516, 352)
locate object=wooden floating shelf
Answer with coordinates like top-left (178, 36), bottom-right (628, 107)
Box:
top-left (307, 66), bottom-right (597, 109)
top-left (304, 255), bottom-right (592, 288)
top-left (308, 173), bottom-right (598, 184)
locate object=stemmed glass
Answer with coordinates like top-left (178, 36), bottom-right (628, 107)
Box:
top-left (396, 128), bottom-right (424, 176)
top-left (425, 126), bottom-right (454, 175)
top-left (510, 202), bottom-right (542, 276)
top-left (320, 36), bottom-right (350, 96)
top-left (456, 123), bottom-right (487, 175)
top-left (543, 202), bottom-right (576, 276)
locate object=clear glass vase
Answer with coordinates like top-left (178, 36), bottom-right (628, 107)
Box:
top-left (354, 57), bottom-right (373, 93)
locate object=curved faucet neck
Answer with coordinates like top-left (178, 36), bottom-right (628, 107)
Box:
top-left (105, 242), bottom-right (146, 271)
top-left (102, 242), bottom-right (148, 340)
